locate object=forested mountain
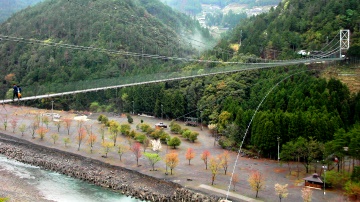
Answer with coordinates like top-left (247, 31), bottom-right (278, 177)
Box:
top-left (0, 0), bottom-right (43, 22)
top-left (215, 0), bottom-right (360, 59)
top-left (161, 0), bottom-right (281, 15)
top-left (0, 0), bottom-right (213, 97)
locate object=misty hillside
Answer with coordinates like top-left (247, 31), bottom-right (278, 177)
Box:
top-left (0, 0), bottom-right (213, 98)
top-left (0, 0), bottom-right (43, 22)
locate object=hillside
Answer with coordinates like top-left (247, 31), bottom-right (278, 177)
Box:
top-left (0, 0), bottom-right (213, 98)
top-left (0, 0), bottom-right (43, 22)
top-left (213, 0), bottom-right (360, 59)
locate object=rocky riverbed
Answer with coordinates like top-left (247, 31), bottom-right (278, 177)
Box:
top-left (0, 133), bottom-right (220, 202)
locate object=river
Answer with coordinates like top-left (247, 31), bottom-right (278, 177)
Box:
top-left (0, 155), bottom-right (140, 202)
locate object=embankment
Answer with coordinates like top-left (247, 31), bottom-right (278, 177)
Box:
top-left (0, 133), bottom-right (220, 202)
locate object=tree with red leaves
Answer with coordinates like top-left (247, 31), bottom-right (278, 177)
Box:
top-left (131, 142), bottom-right (142, 166)
top-left (201, 150), bottom-right (211, 170)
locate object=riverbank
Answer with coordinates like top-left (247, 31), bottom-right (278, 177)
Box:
top-left (0, 133), bottom-right (220, 202)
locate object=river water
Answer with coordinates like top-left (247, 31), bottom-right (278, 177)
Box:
top-left (0, 155), bottom-right (140, 202)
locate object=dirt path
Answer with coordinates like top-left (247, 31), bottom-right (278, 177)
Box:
top-left (0, 104), bottom-right (345, 202)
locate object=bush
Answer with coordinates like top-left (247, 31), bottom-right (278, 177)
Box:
top-left (129, 130), bottom-right (137, 138)
top-left (344, 181), bottom-right (360, 199)
top-left (326, 170), bottom-right (350, 188)
top-left (150, 129), bottom-right (165, 139)
top-left (139, 123), bottom-right (151, 132)
top-left (188, 131), bottom-right (199, 142)
top-left (181, 129), bottom-right (191, 139)
top-left (168, 137), bottom-right (181, 149)
top-left (127, 114), bottom-right (133, 124)
top-left (97, 114), bottom-right (109, 125)
top-left (90, 102), bottom-right (101, 112)
top-left (170, 123), bottom-right (182, 134)
top-left (135, 133), bottom-right (147, 143)
top-left (159, 133), bottom-right (170, 143)
top-left (120, 124), bottom-right (131, 135)
top-left (218, 136), bottom-right (233, 149)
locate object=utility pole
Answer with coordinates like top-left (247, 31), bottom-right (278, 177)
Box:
top-left (200, 110), bottom-right (203, 130)
top-left (132, 101), bottom-right (134, 115)
top-left (161, 104), bottom-right (163, 120)
top-left (277, 136), bottom-right (280, 162)
top-left (322, 165), bottom-right (327, 196)
top-left (51, 100), bottom-right (54, 121)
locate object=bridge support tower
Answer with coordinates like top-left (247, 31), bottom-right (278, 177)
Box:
top-left (340, 29), bottom-right (350, 58)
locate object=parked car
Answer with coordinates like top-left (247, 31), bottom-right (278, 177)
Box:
top-left (155, 122), bottom-right (167, 128)
top-left (42, 113), bottom-right (61, 119)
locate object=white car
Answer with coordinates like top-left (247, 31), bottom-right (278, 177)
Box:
top-left (43, 113), bottom-right (61, 119)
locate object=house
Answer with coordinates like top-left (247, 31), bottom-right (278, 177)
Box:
top-left (303, 173), bottom-right (323, 189)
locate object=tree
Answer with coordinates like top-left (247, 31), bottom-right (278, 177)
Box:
top-left (102, 141), bottom-right (113, 157)
top-left (232, 173), bottom-right (240, 191)
top-left (185, 148), bottom-right (195, 165)
top-left (36, 126), bottom-right (49, 140)
top-left (77, 127), bottom-right (87, 151)
top-left (131, 142), bottom-right (142, 166)
top-left (87, 133), bottom-right (97, 153)
top-left (274, 183), bottom-right (288, 202)
top-left (109, 120), bottom-right (120, 146)
top-left (2, 115), bottom-right (8, 131)
top-left (144, 152), bottom-right (161, 171)
top-left (10, 118), bottom-right (18, 133)
top-left (201, 150), bottom-right (211, 170)
top-left (301, 187), bottom-right (312, 202)
top-left (51, 133), bottom-right (59, 144)
top-left (189, 131), bottom-right (199, 142)
top-left (99, 124), bottom-right (106, 143)
top-left (165, 152), bottom-right (179, 175)
top-left (170, 123), bottom-right (182, 134)
top-left (42, 116), bottom-right (50, 129)
top-left (30, 120), bottom-right (39, 139)
top-left (19, 123), bottom-right (26, 136)
top-left (220, 151), bottom-right (230, 175)
top-left (53, 120), bottom-right (61, 132)
top-left (120, 123), bottom-right (131, 135)
top-left (151, 139), bottom-right (162, 153)
top-left (168, 136), bottom-right (181, 149)
top-left (63, 137), bottom-right (70, 147)
top-left (63, 118), bottom-right (72, 135)
top-left (209, 156), bottom-right (221, 185)
top-left (117, 144), bottom-right (127, 161)
top-left (248, 171), bottom-right (265, 198)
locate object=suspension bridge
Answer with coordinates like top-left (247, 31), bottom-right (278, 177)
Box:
top-left (0, 29), bottom-right (350, 104)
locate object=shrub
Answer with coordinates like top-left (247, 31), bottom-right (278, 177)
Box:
top-left (139, 123), bottom-right (151, 132)
top-left (97, 114), bottom-right (109, 126)
top-left (218, 136), bottom-right (233, 149)
top-left (129, 130), bottom-right (137, 138)
top-left (188, 131), bottom-right (199, 142)
top-left (120, 124), bottom-right (131, 135)
top-left (90, 102), bottom-right (101, 112)
top-left (168, 137), bottom-right (181, 149)
top-left (127, 114), bottom-right (133, 124)
top-left (181, 129), bottom-right (191, 139)
top-left (135, 133), bottom-right (147, 143)
top-left (159, 133), bottom-right (170, 143)
top-left (344, 181), bottom-right (360, 199)
top-left (170, 123), bottom-right (182, 134)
